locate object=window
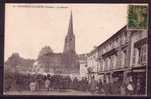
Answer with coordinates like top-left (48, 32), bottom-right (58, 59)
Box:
top-left (132, 48), bottom-right (136, 65)
top-left (133, 43), bottom-right (147, 66)
top-left (107, 57), bottom-right (111, 70)
top-left (112, 55), bottom-right (117, 69)
top-left (139, 44), bottom-right (147, 64)
top-left (110, 56), bottom-right (114, 69)
top-left (122, 32), bottom-right (127, 44)
top-left (121, 50), bottom-right (127, 67)
top-left (105, 58), bottom-right (108, 71)
top-left (102, 59), bottom-right (105, 71)
top-left (116, 53), bottom-right (120, 68)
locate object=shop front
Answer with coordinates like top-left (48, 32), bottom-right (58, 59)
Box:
top-left (131, 67), bottom-right (146, 95)
top-left (112, 70), bottom-right (124, 84)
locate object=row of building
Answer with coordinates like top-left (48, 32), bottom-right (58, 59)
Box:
top-left (9, 12), bottom-right (147, 86)
top-left (15, 12), bottom-right (147, 89)
top-left (79, 26), bottom-right (147, 93)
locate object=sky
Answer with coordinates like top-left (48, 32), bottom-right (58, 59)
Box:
top-left (5, 4), bottom-right (128, 61)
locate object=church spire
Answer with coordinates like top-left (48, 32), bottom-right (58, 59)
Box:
top-left (63, 11), bottom-right (75, 53)
top-left (67, 11), bottom-right (73, 35)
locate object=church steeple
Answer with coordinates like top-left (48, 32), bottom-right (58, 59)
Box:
top-left (63, 11), bottom-right (75, 54)
top-left (67, 11), bottom-right (73, 35)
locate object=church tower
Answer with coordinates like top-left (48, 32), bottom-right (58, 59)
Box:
top-left (63, 11), bottom-right (75, 54)
top-left (62, 11), bottom-right (79, 72)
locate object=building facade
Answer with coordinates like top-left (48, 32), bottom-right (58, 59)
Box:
top-left (87, 48), bottom-right (101, 81)
top-left (78, 54), bottom-right (88, 78)
top-left (87, 25), bottom-right (147, 94)
top-left (97, 26), bottom-right (130, 84)
top-left (129, 30), bottom-right (147, 94)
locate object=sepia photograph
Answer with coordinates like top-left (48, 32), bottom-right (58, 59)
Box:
top-left (4, 3), bottom-right (148, 96)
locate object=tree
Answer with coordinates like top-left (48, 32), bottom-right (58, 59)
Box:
top-left (38, 46), bottom-right (53, 58)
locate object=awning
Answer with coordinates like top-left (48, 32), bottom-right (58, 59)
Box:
top-left (132, 69), bottom-right (146, 72)
top-left (134, 38), bottom-right (147, 48)
top-left (102, 48), bottom-right (117, 58)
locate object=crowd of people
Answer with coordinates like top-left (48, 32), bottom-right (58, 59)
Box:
top-left (29, 74), bottom-right (89, 92)
top-left (4, 72), bottom-right (144, 96)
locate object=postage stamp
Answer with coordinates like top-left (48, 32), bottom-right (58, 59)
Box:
top-left (128, 5), bottom-right (148, 30)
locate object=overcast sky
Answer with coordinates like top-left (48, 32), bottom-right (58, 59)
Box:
top-left (5, 4), bottom-right (128, 61)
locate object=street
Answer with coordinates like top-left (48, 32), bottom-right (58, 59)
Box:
top-left (4, 90), bottom-right (104, 96)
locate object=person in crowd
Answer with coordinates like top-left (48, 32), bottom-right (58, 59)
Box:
top-left (89, 75), bottom-right (97, 94)
top-left (25, 74), bottom-right (30, 91)
top-left (68, 76), bottom-right (72, 89)
top-left (55, 75), bottom-right (59, 90)
top-left (45, 77), bottom-right (50, 91)
top-left (59, 76), bottom-right (64, 91)
top-left (63, 76), bottom-right (67, 90)
top-left (78, 78), bottom-right (82, 91)
top-left (81, 77), bottom-right (88, 91)
top-left (97, 78), bottom-right (104, 94)
top-left (77, 78), bottom-right (81, 91)
top-left (41, 75), bottom-right (46, 90)
top-left (72, 77), bottom-right (78, 90)
top-left (60, 75), bottom-right (64, 91)
top-left (40, 75), bottom-right (44, 90)
top-left (110, 77), bottom-right (121, 95)
top-left (85, 77), bottom-right (89, 91)
top-left (103, 79), bottom-right (111, 95)
top-left (29, 80), bottom-right (37, 91)
top-left (49, 75), bottom-right (54, 91)
top-left (52, 75), bottom-right (57, 90)
top-left (36, 75), bottom-right (41, 91)
top-left (135, 79), bottom-right (141, 95)
top-left (120, 81), bottom-right (127, 95)
top-left (126, 77), bottom-right (135, 95)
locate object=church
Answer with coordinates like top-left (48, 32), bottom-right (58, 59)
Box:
top-left (33, 12), bottom-right (80, 75)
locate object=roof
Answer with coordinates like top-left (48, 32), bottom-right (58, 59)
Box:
top-left (98, 25), bottom-right (127, 48)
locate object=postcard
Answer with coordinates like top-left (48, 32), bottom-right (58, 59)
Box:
top-left (4, 3), bottom-right (148, 96)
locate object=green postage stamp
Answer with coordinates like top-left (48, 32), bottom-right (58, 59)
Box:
top-left (128, 5), bottom-right (148, 30)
